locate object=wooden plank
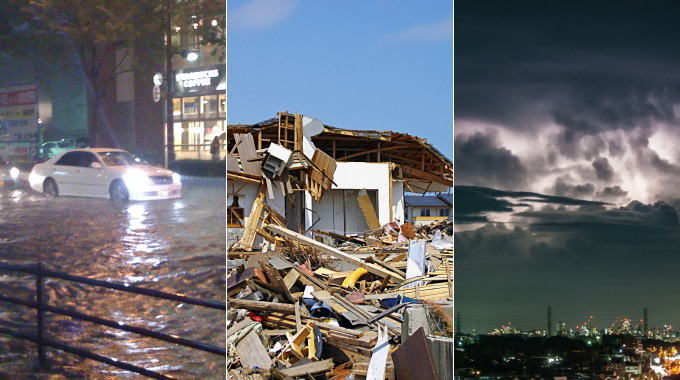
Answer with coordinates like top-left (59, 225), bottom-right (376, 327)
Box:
top-left (312, 290), bottom-right (349, 314)
top-left (356, 189), bottom-right (380, 230)
top-left (445, 258), bottom-right (453, 298)
top-left (295, 300), bottom-right (302, 332)
top-left (400, 164), bottom-right (452, 187)
top-left (259, 259), bottom-right (296, 303)
top-left (260, 329), bottom-right (295, 336)
top-left (235, 330), bottom-right (272, 370)
top-left (227, 170), bottom-right (261, 184)
top-left (228, 299), bottom-right (296, 314)
top-left (283, 269), bottom-right (300, 289)
top-left (238, 186), bottom-right (265, 250)
top-left (265, 224), bottom-right (404, 282)
top-left (279, 359), bottom-right (334, 377)
top-left (323, 332), bottom-right (376, 348)
top-left (366, 257), bottom-right (406, 278)
top-left (234, 133), bottom-right (262, 176)
top-left (226, 153), bottom-right (242, 172)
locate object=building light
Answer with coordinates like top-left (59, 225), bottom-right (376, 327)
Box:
top-left (175, 26), bottom-right (181, 32)
top-left (185, 51), bottom-right (199, 62)
top-left (211, 19), bottom-right (218, 27)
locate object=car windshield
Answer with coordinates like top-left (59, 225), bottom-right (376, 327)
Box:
top-left (97, 151), bottom-right (136, 166)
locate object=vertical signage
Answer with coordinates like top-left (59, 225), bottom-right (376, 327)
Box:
top-left (0, 85), bottom-right (38, 161)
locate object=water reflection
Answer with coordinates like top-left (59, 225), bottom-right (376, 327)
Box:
top-left (0, 180), bottom-right (225, 379)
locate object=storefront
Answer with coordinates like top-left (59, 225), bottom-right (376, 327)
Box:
top-left (171, 64), bottom-right (226, 160)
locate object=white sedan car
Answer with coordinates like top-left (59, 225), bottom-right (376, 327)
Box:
top-left (29, 148), bottom-right (181, 201)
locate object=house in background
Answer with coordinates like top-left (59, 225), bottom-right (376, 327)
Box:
top-left (405, 192), bottom-right (452, 226)
top-left (227, 112), bottom-right (453, 249)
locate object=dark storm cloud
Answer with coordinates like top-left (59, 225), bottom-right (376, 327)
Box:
top-left (455, 0), bottom-right (680, 333)
top-left (454, 131), bottom-right (528, 190)
top-left (455, 185), bottom-right (608, 224)
top-left (550, 177), bottom-right (595, 199)
top-left (597, 185), bottom-right (628, 200)
top-left (457, 195), bottom-right (680, 263)
top-left (456, 1), bottom-right (680, 162)
top-left (592, 157), bottom-right (614, 181)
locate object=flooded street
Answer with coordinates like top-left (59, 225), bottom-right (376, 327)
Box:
top-left (0, 177), bottom-right (225, 379)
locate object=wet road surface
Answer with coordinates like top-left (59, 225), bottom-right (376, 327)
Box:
top-left (0, 177), bottom-right (225, 379)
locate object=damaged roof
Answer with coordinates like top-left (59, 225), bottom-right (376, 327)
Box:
top-left (227, 112), bottom-right (453, 189)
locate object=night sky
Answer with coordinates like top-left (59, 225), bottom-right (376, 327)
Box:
top-left (455, 1), bottom-right (680, 333)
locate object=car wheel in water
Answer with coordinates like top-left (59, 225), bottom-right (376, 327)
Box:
top-left (110, 180), bottom-right (129, 202)
top-left (43, 178), bottom-right (58, 197)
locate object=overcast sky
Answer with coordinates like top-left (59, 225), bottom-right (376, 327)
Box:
top-left (456, 1), bottom-right (680, 333)
top-left (228, 0), bottom-right (453, 158)
top-left (456, 0), bottom-right (680, 204)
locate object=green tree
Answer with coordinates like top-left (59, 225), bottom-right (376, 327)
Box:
top-left (2, 0), bottom-right (225, 145)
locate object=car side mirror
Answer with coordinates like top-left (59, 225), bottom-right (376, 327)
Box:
top-left (90, 162), bottom-right (102, 169)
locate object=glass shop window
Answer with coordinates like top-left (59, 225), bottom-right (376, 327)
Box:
top-left (182, 97), bottom-right (200, 119)
top-left (201, 95), bottom-right (218, 118)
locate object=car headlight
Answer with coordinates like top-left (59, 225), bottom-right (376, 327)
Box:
top-left (172, 173), bottom-right (181, 184)
top-left (123, 169), bottom-right (152, 189)
top-left (9, 167), bottom-right (19, 180)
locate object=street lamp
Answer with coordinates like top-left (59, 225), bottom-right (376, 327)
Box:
top-left (182, 49), bottom-right (199, 62)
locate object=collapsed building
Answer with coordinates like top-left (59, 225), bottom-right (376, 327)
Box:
top-left (227, 112), bottom-right (453, 379)
top-left (227, 111), bottom-right (452, 247)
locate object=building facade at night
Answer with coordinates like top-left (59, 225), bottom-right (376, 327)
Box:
top-left (170, 36), bottom-right (226, 160)
top-left (0, 52), bottom-right (88, 162)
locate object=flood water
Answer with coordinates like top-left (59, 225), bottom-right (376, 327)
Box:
top-left (0, 178), bottom-right (225, 379)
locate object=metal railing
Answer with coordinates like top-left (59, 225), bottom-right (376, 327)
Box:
top-left (0, 262), bottom-right (226, 379)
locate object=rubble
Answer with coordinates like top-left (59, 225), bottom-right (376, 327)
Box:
top-left (227, 218), bottom-right (452, 378)
top-left (227, 112), bottom-right (453, 379)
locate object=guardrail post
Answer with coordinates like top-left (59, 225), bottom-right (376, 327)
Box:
top-left (36, 263), bottom-right (45, 367)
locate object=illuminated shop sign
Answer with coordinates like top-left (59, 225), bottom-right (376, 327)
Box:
top-left (173, 64), bottom-right (225, 96)
top-left (0, 85), bottom-right (38, 137)
top-left (176, 69), bottom-right (219, 88)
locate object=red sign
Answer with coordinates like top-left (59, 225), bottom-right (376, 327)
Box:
top-left (0, 89), bottom-right (37, 107)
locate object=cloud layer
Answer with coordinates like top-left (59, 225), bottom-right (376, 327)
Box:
top-left (230, 0), bottom-right (298, 31)
top-left (455, 1), bottom-right (680, 205)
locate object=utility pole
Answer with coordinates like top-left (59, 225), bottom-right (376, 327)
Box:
top-left (547, 306), bottom-right (552, 336)
top-left (164, 0), bottom-right (175, 167)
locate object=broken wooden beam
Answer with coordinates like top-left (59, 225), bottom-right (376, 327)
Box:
top-left (278, 359), bottom-right (334, 377)
top-left (228, 299), bottom-right (296, 314)
top-left (264, 224), bottom-right (404, 282)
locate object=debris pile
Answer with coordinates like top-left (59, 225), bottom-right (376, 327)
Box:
top-left (227, 112), bottom-right (453, 379)
top-left (227, 220), bottom-right (453, 379)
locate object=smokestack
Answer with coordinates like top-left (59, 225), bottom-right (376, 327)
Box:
top-left (548, 306), bottom-right (552, 336)
top-left (644, 308), bottom-right (648, 335)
